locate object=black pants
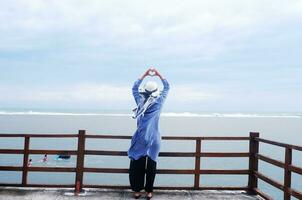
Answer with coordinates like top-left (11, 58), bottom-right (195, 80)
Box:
top-left (129, 156), bottom-right (157, 192)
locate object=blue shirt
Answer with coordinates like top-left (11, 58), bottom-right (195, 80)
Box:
top-left (127, 79), bottom-right (170, 162)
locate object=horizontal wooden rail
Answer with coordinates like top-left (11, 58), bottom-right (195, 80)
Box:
top-left (0, 134), bottom-right (78, 138)
top-left (84, 150), bottom-right (250, 157)
top-left (201, 152), bottom-right (249, 157)
top-left (0, 184), bottom-right (186, 190)
top-left (289, 165), bottom-right (302, 175)
top-left (28, 167), bottom-right (76, 172)
top-left (0, 166), bottom-right (23, 171)
top-left (0, 183), bottom-right (248, 191)
top-left (82, 185), bottom-right (249, 191)
top-left (29, 150), bottom-right (78, 155)
top-left (0, 149), bottom-right (24, 154)
top-left (254, 188), bottom-right (273, 200)
top-left (0, 166), bottom-right (249, 175)
top-left (290, 189), bottom-right (302, 200)
top-left (198, 137), bottom-right (250, 140)
top-left (160, 152), bottom-right (195, 157)
top-left (85, 135), bottom-right (131, 139)
top-left (255, 171), bottom-right (284, 191)
top-left (256, 138), bottom-right (302, 152)
top-left (83, 168), bottom-right (249, 175)
top-left (257, 154), bottom-right (285, 168)
top-left (255, 171), bottom-right (302, 199)
top-left (0, 149), bottom-right (78, 155)
top-left (0, 183), bottom-right (75, 188)
top-left (85, 135), bottom-right (250, 140)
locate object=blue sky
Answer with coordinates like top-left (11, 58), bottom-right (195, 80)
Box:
top-left (0, 0), bottom-right (302, 112)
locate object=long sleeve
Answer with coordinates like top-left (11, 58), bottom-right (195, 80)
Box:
top-left (157, 79), bottom-right (170, 104)
top-left (132, 79), bottom-right (143, 105)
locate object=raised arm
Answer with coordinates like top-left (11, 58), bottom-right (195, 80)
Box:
top-left (132, 79), bottom-right (143, 105)
top-left (132, 69), bottom-right (152, 105)
top-left (153, 69), bottom-right (170, 103)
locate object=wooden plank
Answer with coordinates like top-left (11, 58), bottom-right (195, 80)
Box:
top-left (84, 167), bottom-right (249, 175)
top-left (254, 171), bottom-right (284, 191)
top-left (256, 138), bottom-right (302, 152)
top-left (284, 147), bottom-right (292, 200)
top-left (21, 136), bottom-right (30, 186)
top-left (163, 136), bottom-right (249, 140)
top-left (200, 169), bottom-right (249, 174)
top-left (85, 135), bottom-right (249, 140)
top-left (0, 166), bottom-right (23, 171)
top-left (84, 168), bottom-right (194, 174)
top-left (28, 150), bottom-right (77, 155)
top-left (160, 152), bottom-right (195, 157)
top-left (0, 183), bottom-right (74, 188)
top-left (248, 132), bottom-right (259, 194)
top-left (257, 154), bottom-right (285, 168)
top-left (160, 136), bottom-right (250, 140)
top-left (162, 136), bottom-right (201, 140)
top-left (85, 150), bottom-right (195, 157)
top-left (289, 164), bottom-right (302, 175)
top-left (22, 134), bottom-right (78, 138)
top-left (85, 167), bottom-right (129, 173)
top-left (194, 139), bottom-right (201, 189)
top-left (85, 150), bottom-right (127, 156)
top-left (254, 188), bottom-right (273, 200)
top-left (200, 137), bottom-right (250, 140)
top-left (74, 130), bottom-right (85, 193)
top-left (0, 183), bottom-right (23, 187)
top-left (290, 188), bottom-right (302, 200)
top-left (26, 184), bottom-right (75, 188)
top-left (200, 152), bottom-right (249, 157)
top-left (83, 185), bottom-right (139, 189)
top-left (28, 167), bottom-right (76, 172)
top-left (158, 169), bottom-right (194, 174)
top-left (83, 184), bottom-right (249, 191)
top-left (176, 186), bottom-right (249, 191)
top-left (85, 135), bottom-right (131, 139)
top-left (0, 134), bottom-right (78, 138)
top-left (84, 150), bottom-right (248, 157)
top-left (0, 149), bottom-right (24, 154)
top-left (0, 134), bottom-right (27, 137)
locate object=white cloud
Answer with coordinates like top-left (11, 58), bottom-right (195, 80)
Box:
top-left (1, 0), bottom-right (302, 59)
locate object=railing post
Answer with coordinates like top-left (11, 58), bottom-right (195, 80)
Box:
top-left (75, 130), bottom-right (86, 194)
top-left (194, 138), bottom-right (201, 189)
top-left (22, 136), bottom-right (30, 186)
top-left (284, 147), bottom-right (292, 200)
top-left (248, 132), bottom-right (259, 194)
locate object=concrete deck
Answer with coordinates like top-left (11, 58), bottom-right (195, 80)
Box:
top-left (0, 188), bottom-right (262, 200)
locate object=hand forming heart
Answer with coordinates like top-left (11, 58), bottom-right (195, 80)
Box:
top-left (148, 68), bottom-right (156, 76)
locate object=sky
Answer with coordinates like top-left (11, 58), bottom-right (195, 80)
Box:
top-left (0, 0), bottom-right (302, 112)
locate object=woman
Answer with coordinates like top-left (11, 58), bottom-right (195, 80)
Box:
top-left (128, 68), bottom-right (170, 199)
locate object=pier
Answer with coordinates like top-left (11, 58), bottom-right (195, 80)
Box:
top-left (0, 131), bottom-right (302, 199)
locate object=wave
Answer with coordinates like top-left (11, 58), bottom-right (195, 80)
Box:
top-left (0, 111), bottom-right (301, 118)
top-left (0, 111), bottom-right (131, 117)
top-left (162, 112), bottom-right (301, 118)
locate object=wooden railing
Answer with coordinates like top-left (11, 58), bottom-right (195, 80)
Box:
top-left (0, 131), bottom-right (301, 199)
top-left (254, 137), bottom-right (302, 200)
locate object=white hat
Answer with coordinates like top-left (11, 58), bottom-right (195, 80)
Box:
top-left (144, 81), bottom-right (158, 93)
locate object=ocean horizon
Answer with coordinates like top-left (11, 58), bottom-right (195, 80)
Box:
top-left (0, 108), bottom-right (301, 118)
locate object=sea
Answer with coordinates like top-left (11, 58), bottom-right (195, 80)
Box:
top-left (0, 109), bottom-right (302, 199)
